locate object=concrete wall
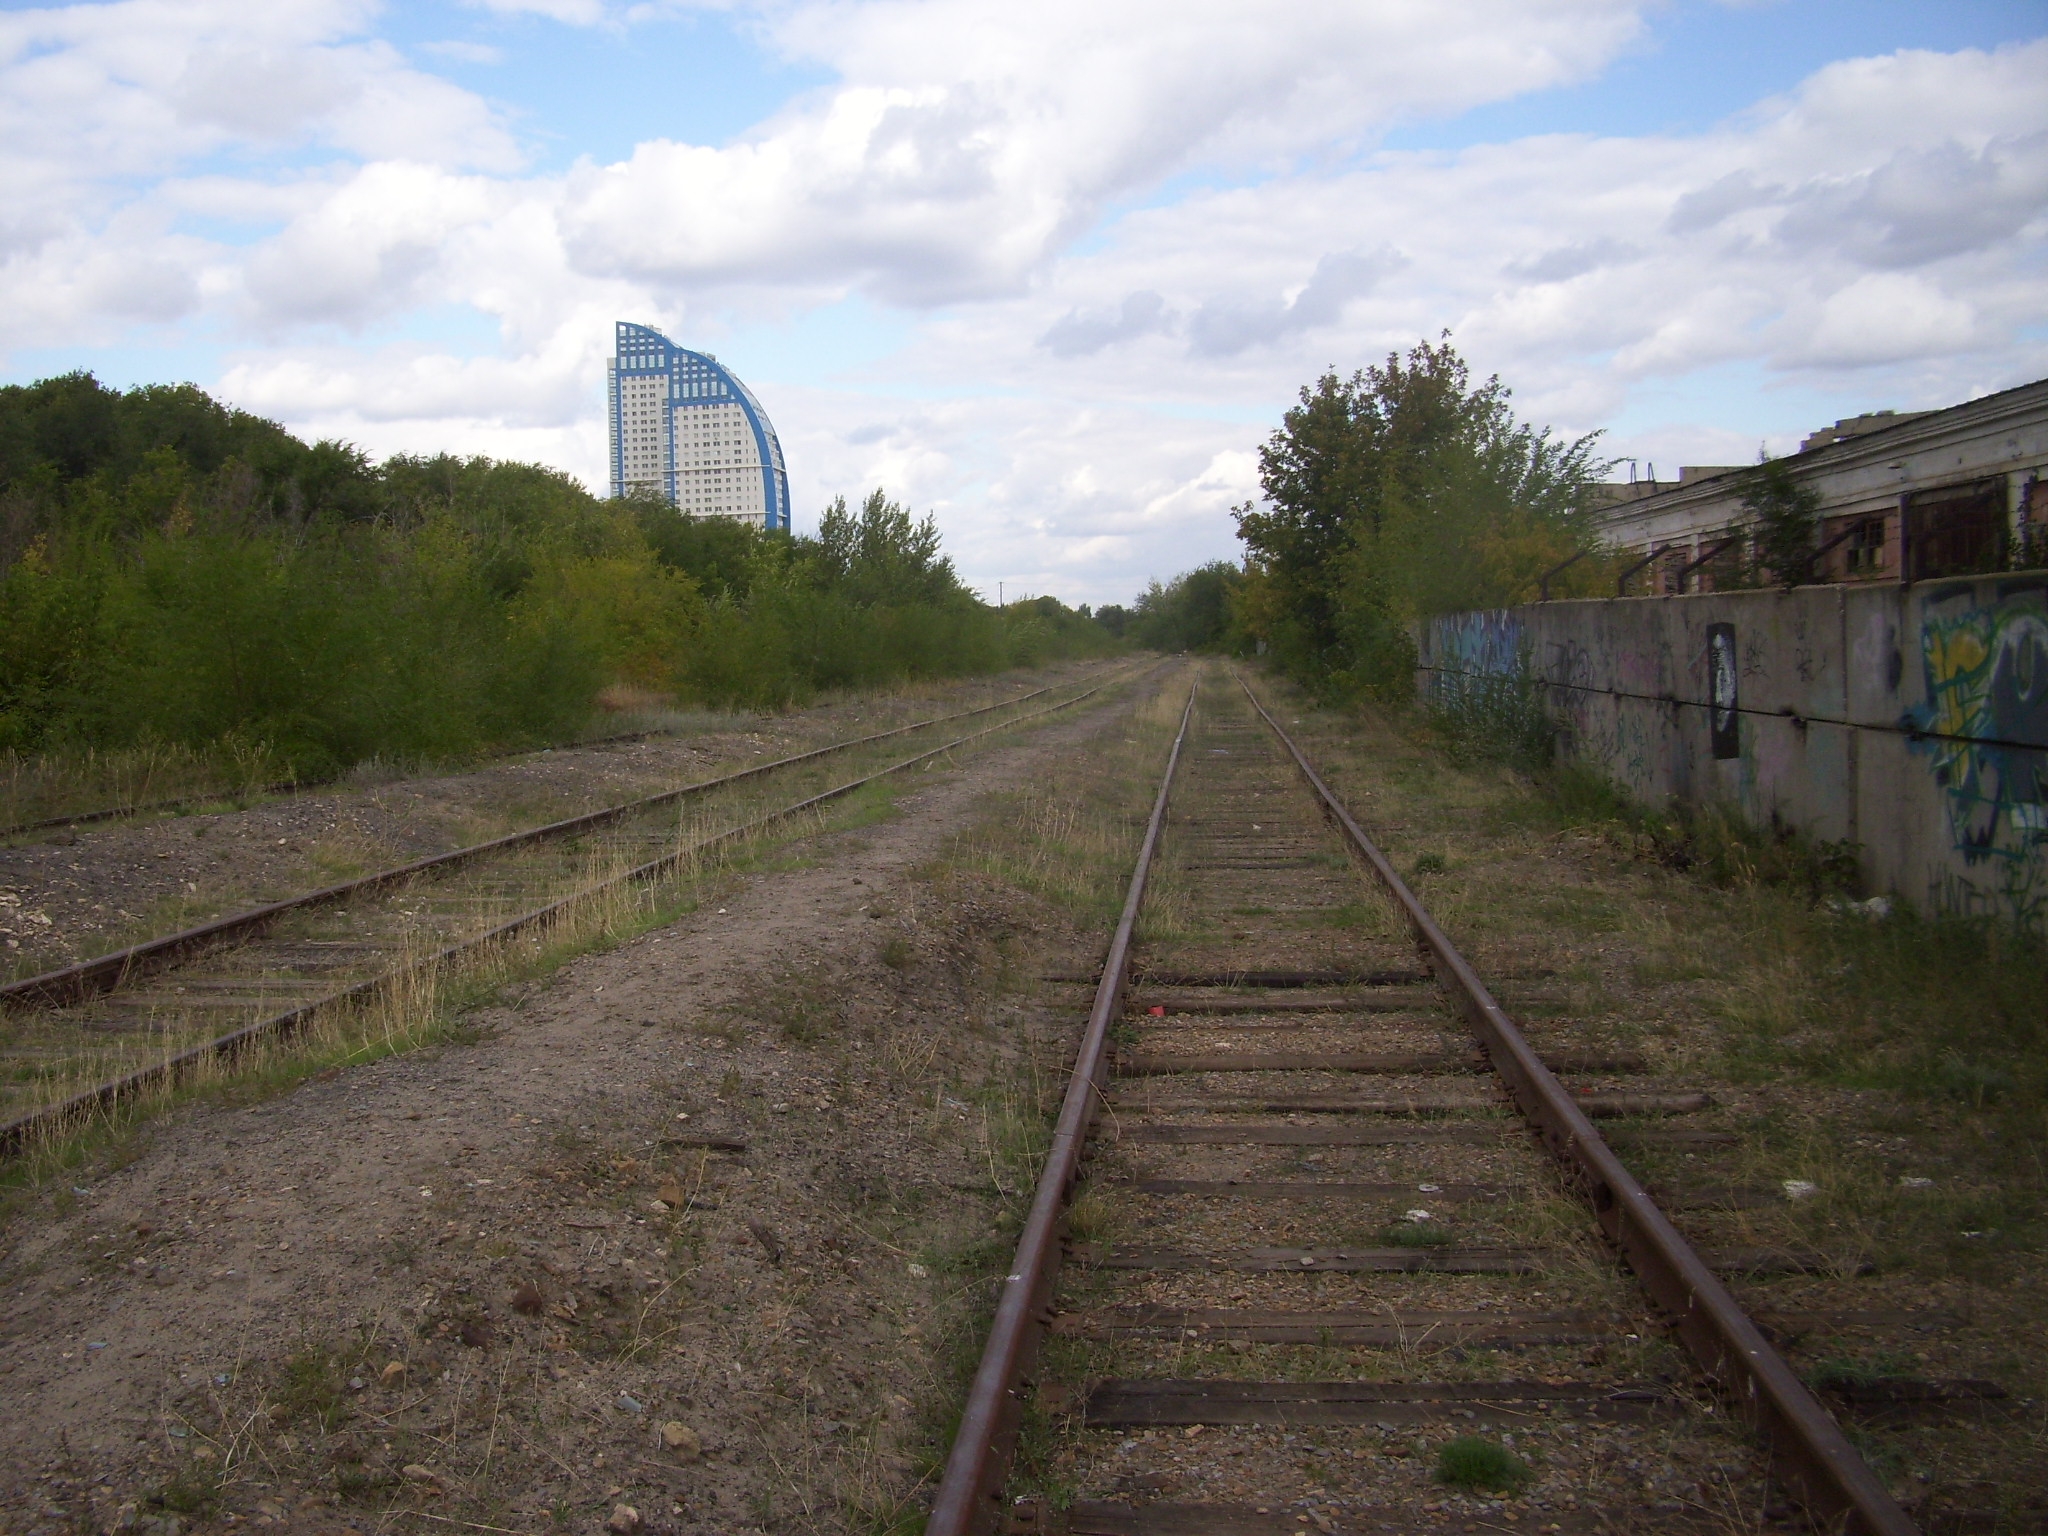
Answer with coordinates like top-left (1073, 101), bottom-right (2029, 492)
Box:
top-left (1416, 574), bottom-right (2048, 927)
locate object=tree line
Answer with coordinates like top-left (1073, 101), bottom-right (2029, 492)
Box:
top-left (0, 372), bottom-right (1111, 778)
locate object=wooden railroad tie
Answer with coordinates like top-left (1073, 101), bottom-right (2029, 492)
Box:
top-left (1111, 1122), bottom-right (1738, 1146)
top-left (1114, 1050), bottom-right (1648, 1074)
top-left (1076, 1378), bottom-right (1677, 1428)
top-left (1073, 1244), bottom-right (1855, 1276)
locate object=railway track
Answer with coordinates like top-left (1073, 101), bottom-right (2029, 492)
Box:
top-left (0, 723), bottom-right (680, 842)
top-left (929, 667), bottom-right (2001, 1536)
top-left (0, 663), bottom-right (1149, 1153)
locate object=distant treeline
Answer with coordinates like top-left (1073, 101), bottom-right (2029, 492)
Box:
top-left (1121, 338), bottom-right (1615, 700)
top-left (0, 372), bottom-right (1113, 775)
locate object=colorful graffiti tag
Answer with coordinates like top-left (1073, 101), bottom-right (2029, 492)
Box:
top-left (1912, 579), bottom-right (2048, 922)
top-left (1423, 609), bottom-right (1522, 702)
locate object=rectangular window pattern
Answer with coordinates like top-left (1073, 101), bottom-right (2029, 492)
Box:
top-left (607, 322), bottom-right (788, 529)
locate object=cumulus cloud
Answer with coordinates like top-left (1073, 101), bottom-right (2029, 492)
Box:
top-left (1039, 291), bottom-right (1174, 358)
top-left (1188, 247), bottom-right (1406, 356)
top-left (240, 165), bottom-right (510, 328)
top-left (1505, 238), bottom-right (1639, 284)
top-left (551, 0), bottom-right (1645, 304)
top-left (1787, 273), bottom-right (1982, 369)
top-left (1774, 134), bottom-right (2048, 268)
top-left (462, 0), bottom-right (609, 21)
top-left (0, 1), bottom-right (519, 196)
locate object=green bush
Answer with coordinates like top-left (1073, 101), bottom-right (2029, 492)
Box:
top-left (1230, 337), bottom-right (1612, 700)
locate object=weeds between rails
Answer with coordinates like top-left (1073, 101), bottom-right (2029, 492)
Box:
top-left (0, 664), bottom-right (1157, 1158)
top-left (930, 662), bottom-right (2020, 1536)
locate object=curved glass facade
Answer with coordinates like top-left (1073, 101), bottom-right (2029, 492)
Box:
top-left (607, 321), bottom-right (790, 531)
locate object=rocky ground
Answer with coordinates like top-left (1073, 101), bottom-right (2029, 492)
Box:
top-left (0, 665), bottom-right (1173, 1536)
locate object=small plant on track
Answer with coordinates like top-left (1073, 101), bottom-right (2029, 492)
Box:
top-left (1380, 1215), bottom-right (1457, 1248)
top-left (1435, 1435), bottom-right (1533, 1493)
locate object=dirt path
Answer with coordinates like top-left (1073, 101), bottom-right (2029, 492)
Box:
top-left (0, 662), bottom-right (1112, 979)
top-left (0, 665), bottom-right (1180, 1536)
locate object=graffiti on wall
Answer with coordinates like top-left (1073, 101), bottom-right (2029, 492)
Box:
top-left (1426, 609), bottom-right (1522, 690)
top-left (1706, 622), bottom-right (1740, 760)
top-left (1911, 580), bottom-right (2048, 922)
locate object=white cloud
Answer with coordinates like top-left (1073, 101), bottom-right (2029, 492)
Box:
top-left (552, 0), bottom-right (1647, 305)
top-left (462, 0), bottom-right (609, 21)
top-left (240, 164), bottom-right (511, 327)
top-left (1790, 273), bottom-right (1982, 368)
top-left (1187, 247), bottom-right (1408, 357)
top-left (423, 40), bottom-right (507, 65)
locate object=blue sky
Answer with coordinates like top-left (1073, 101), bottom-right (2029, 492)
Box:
top-left (2, 0), bottom-right (2044, 604)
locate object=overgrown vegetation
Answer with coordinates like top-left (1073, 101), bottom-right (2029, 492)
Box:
top-left (1229, 337), bottom-right (1613, 700)
top-left (1256, 669), bottom-right (2048, 1504)
top-left (1124, 560), bottom-right (1244, 653)
top-left (1424, 660), bottom-right (1557, 775)
top-left (1735, 454), bottom-right (1822, 589)
top-left (0, 372), bottom-right (1112, 780)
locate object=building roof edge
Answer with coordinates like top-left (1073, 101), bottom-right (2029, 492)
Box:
top-left (1597, 374), bottom-right (2048, 532)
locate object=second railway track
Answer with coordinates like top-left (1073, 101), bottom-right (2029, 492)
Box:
top-left (0, 663), bottom-right (1154, 1152)
top-left (930, 666), bottom-right (2018, 1536)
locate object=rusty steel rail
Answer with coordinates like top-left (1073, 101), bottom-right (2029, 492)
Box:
top-left (0, 671), bottom-right (1144, 1156)
top-left (1, 673), bottom-right (1118, 1011)
top-left (926, 684), bottom-right (1196, 1536)
top-left (1234, 672), bottom-right (1916, 1536)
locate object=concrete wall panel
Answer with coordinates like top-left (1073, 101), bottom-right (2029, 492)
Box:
top-left (1418, 574), bottom-right (2048, 927)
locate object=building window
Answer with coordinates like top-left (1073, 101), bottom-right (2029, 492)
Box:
top-left (1905, 478), bottom-right (2006, 579)
top-left (1843, 524), bottom-right (1884, 581)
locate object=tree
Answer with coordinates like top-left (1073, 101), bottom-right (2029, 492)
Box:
top-left (1127, 562), bottom-right (1243, 651)
top-left (1737, 455), bottom-right (1821, 589)
top-left (1234, 337), bottom-right (1605, 699)
top-left (814, 489), bottom-right (959, 607)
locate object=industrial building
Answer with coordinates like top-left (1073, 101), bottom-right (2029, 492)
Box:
top-left (1595, 378), bottom-right (2048, 593)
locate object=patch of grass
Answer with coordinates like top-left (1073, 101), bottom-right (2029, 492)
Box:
top-left (1379, 1218), bottom-right (1457, 1248)
top-left (1545, 767), bottom-right (1864, 906)
top-left (1924, 1054), bottom-right (2016, 1107)
top-left (149, 1460), bottom-right (225, 1516)
top-left (1808, 1351), bottom-right (1915, 1390)
top-left (1434, 1434), bottom-right (1533, 1493)
top-left (712, 955), bottom-right (845, 1045)
top-left (879, 934), bottom-right (912, 969)
top-left (1426, 663), bottom-right (1556, 776)
top-left (1318, 901), bottom-right (1375, 928)
top-left (274, 1343), bottom-right (354, 1431)
top-left (1410, 853), bottom-right (1447, 877)
top-left (1064, 1188), bottom-right (1116, 1244)
top-left (0, 735), bottom-right (289, 834)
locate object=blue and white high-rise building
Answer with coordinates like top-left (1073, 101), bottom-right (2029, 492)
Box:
top-left (607, 322), bottom-right (790, 530)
